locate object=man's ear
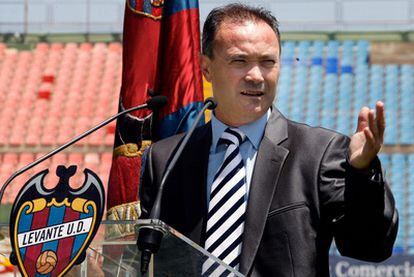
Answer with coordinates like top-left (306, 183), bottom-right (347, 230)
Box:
top-left (200, 54), bottom-right (212, 82)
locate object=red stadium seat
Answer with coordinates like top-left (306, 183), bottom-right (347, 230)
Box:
top-left (17, 154), bottom-right (35, 170)
top-left (19, 153), bottom-right (34, 163)
top-left (41, 133), bottom-right (55, 146)
top-left (42, 75), bottom-right (55, 83)
top-left (50, 42), bottom-right (64, 51)
top-left (52, 154), bottom-right (67, 166)
top-left (88, 129), bottom-right (105, 146)
top-left (3, 153), bottom-right (18, 165)
top-left (108, 42), bottom-right (122, 53)
top-left (0, 42), bottom-right (6, 54)
top-left (80, 42), bottom-right (93, 52)
top-left (9, 132), bottom-right (25, 146)
top-left (104, 133), bottom-right (115, 146)
top-left (36, 43), bottom-right (49, 52)
top-left (25, 133), bottom-right (40, 146)
top-left (0, 172), bottom-right (9, 189)
top-left (68, 153), bottom-right (84, 165)
top-left (101, 152), bottom-right (113, 163)
top-left (0, 134), bottom-right (7, 145)
top-left (0, 163), bottom-right (14, 176)
top-left (85, 153), bottom-right (99, 164)
top-left (38, 84), bottom-right (52, 100)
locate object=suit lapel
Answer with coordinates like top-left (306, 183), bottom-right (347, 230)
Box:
top-left (239, 109), bottom-right (290, 275)
top-left (179, 123), bottom-right (212, 245)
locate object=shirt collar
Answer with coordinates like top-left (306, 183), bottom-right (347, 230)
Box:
top-left (210, 109), bottom-right (271, 153)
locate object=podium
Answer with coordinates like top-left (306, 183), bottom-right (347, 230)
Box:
top-left (0, 219), bottom-right (244, 276)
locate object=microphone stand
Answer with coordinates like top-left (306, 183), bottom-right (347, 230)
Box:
top-left (137, 98), bottom-right (217, 274)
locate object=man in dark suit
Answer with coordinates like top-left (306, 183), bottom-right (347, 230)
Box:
top-left (140, 3), bottom-right (398, 276)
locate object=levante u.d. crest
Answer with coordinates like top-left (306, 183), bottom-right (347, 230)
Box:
top-left (9, 165), bottom-right (105, 277)
top-left (127, 0), bottom-right (164, 20)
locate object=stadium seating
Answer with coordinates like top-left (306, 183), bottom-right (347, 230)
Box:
top-left (0, 42), bottom-right (120, 148)
top-left (276, 40), bottom-right (414, 144)
top-left (275, 40), bottom-right (413, 253)
top-left (0, 42), bottom-right (120, 204)
top-left (0, 40), bottom-right (412, 253)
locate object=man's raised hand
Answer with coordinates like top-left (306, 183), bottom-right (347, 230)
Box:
top-left (348, 101), bottom-right (385, 169)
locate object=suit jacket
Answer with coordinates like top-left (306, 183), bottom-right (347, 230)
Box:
top-left (140, 108), bottom-right (398, 276)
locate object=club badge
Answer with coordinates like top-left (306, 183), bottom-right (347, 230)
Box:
top-left (9, 165), bottom-right (105, 277)
top-left (127, 0), bottom-right (164, 20)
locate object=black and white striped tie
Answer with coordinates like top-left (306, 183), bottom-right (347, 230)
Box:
top-left (203, 128), bottom-right (247, 275)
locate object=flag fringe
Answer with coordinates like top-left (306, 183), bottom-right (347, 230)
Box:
top-left (113, 141), bottom-right (152, 158)
top-left (106, 201), bottom-right (142, 238)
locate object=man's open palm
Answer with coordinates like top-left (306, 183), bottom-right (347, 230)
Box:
top-left (348, 101), bottom-right (385, 169)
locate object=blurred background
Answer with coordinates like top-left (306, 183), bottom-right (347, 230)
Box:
top-left (0, 0), bottom-right (413, 274)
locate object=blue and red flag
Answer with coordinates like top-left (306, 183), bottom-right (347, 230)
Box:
top-left (107, 0), bottom-right (204, 212)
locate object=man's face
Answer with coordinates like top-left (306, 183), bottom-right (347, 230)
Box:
top-left (202, 20), bottom-right (280, 126)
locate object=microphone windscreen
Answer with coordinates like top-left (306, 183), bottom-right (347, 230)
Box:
top-left (146, 96), bottom-right (168, 110)
top-left (204, 97), bottom-right (217, 110)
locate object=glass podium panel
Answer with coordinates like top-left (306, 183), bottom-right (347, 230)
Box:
top-left (0, 220), bottom-right (245, 277)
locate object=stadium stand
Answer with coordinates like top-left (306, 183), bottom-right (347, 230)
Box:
top-left (0, 39), bottom-right (413, 253)
top-left (276, 40), bottom-right (414, 144)
top-left (275, 39), bottom-right (414, 254)
top-left (0, 42), bottom-right (121, 203)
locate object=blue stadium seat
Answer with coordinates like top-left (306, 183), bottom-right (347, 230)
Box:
top-left (297, 40), bottom-right (310, 65)
top-left (369, 65), bottom-right (384, 107)
top-left (321, 115), bottom-right (335, 129)
top-left (336, 72), bottom-right (353, 134)
top-left (399, 65), bottom-right (413, 144)
top-left (400, 119), bottom-right (414, 144)
top-left (341, 40), bottom-right (354, 68)
top-left (312, 40), bottom-right (324, 59)
top-left (322, 73), bottom-right (338, 125)
top-left (275, 84), bottom-right (290, 116)
top-left (290, 65), bottom-right (308, 122)
top-left (408, 155), bottom-right (414, 191)
top-left (356, 40), bottom-right (370, 65)
top-left (327, 40), bottom-right (339, 57)
top-left (277, 64), bottom-right (292, 113)
top-left (282, 41), bottom-right (296, 66)
top-left (305, 65), bottom-right (323, 126)
top-left (378, 153), bottom-right (390, 165)
top-left (394, 245), bottom-right (406, 254)
top-left (352, 64), bottom-right (369, 132)
top-left (390, 154), bottom-right (405, 193)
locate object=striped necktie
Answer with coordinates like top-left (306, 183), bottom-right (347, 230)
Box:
top-left (203, 128), bottom-right (247, 275)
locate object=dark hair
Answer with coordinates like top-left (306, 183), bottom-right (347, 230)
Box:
top-left (202, 3), bottom-right (281, 58)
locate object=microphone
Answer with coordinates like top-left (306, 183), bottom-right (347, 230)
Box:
top-left (204, 97), bottom-right (217, 110)
top-left (146, 95), bottom-right (168, 110)
top-left (137, 97), bottom-right (217, 274)
top-left (0, 95), bottom-right (168, 220)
